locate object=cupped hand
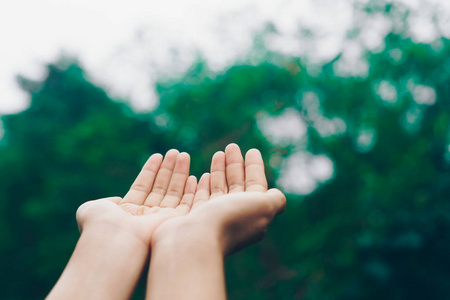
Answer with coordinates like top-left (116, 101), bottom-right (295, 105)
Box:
top-left (152, 144), bottom-right (286, 256)
top-left (75, 149), bottom-right (200, 246)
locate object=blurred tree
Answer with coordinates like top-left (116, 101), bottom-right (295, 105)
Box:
top-left (1, 2), bottom-right (450, 300)
top-left (0, 60), bottom-right (156, 299)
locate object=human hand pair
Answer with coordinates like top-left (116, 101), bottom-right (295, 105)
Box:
top-left (48, 143), bottom-right (286, 300)
top-left (75, 143), bottom-right (286, 255)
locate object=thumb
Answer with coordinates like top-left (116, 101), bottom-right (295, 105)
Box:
top-left (266, 188), bottom-right (287, 215)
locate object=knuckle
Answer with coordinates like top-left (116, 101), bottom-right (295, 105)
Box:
top-left (228, 183), bottom-right (244, 191)
top-left (166, 188), bottom-right (181, 197)
top-left (130, 183), bottom-right (149, 193)
top-left (210, 187), bottom-right (224, 194)
top-left (151, 186), bottom-right (167, 195)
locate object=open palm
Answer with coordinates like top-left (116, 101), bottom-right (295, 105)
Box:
top-left (151, 144), bottom-right (286, 255)
top-left (75, 149), bottom-right (205, 246)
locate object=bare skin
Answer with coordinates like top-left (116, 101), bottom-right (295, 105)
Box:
top-left (47, 144), bottom-right (286, 300)
top-left (146, 144), bottom-right (286, 300)
top-left (47, 150), bottom-right (202, 300)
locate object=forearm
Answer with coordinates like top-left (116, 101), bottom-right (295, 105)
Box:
top-left (146, 226), bottom-right (227, 300)
top-left (47, 225), bottom-right (148, 300)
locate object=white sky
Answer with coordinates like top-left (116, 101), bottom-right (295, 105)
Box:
top-left (0, 0), bottom-right (357, 114)
top-left (1, 0), bottom-right (449, 115)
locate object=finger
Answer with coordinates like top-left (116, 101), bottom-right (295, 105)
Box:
top-left (106, 197), bottom-right (123, 204)
top-left (144, 149), bottom-right (179, 207)
top-left (210, 151), bottom-right (227, 199)
top-left (192, 173), bottom-right (211, 210)
top-left (266, 188), bottom-right (287, 215)
top-left (160, 152), bottom-right (191, 208)
top-left (121, 154), bottom-right (163, 205)
top-left (244, 149), bottom-right (268, 192)
top-left (225, 143), bottom-right (245, 193)
top-left (176, 176), bottom-right (197, 213)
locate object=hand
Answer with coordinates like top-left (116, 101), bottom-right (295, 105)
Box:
top-left (48, 150), bottom-right (204, 300)
top-left (75, 149), bottom-right (198, 247)
top-left (146, 144), bottom-right (286, 300)
top-left (152, 144), bottom-right (286, 256)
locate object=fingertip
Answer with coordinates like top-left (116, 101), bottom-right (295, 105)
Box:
top-left (188, 175), bottom-right (198, 188)
top-left (143, 153), bottom-right (163, 170)
top-left (149, 153), bottom-right (163, 164)
top-left (225, 143), bottom-right (244, 164)
top-left (245, 148), bottom-right (264, 165)
top-left (212, 151), bottom-right (225, 159)
top-left (179, 152), bottom-right (190, 158)
top-left (225, 143), bottom-right (240, 153)
top-left (199, 172), bottom-right (211, 182)
top-left (246, 148), bottom-right (262, 158)
top-left (267, 188), bottom-right (287, 214)
top-left (165, 149), bottom-right (180, 157)
top-left (185, 176), bottom-right (198, 194)
top-left (176, 152), bottom-right (191, 163)
top-left (199, 172), bottom-right (210, 182)
top-left (211, 152), bottom-right (226, 172)
top-left (151, 153), bottom-right (163, 159)
top-left (160, 149), bottom-right (180, 169)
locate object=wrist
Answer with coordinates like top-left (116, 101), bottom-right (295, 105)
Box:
top-left (48, 223), bottom-right (148, 300)
top-left (147, 217), bottom-right (227, 300)
top-left (80, 219), bottom-right (150, 251)
top-left (77, 224), bottom-right (150, 273)
top-left (151, 217), bottom-right (223, 256)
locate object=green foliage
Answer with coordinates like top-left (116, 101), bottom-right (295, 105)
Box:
top-left (0, 62), bottom-right (155, 299)
top-left (2, 5), bottom-right (450, 300)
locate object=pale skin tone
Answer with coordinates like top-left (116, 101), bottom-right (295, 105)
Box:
top-left (47, 144), bottom-right (286, 300)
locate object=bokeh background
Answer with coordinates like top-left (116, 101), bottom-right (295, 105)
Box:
top-left (2, 0), bottom-right (450, 299)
